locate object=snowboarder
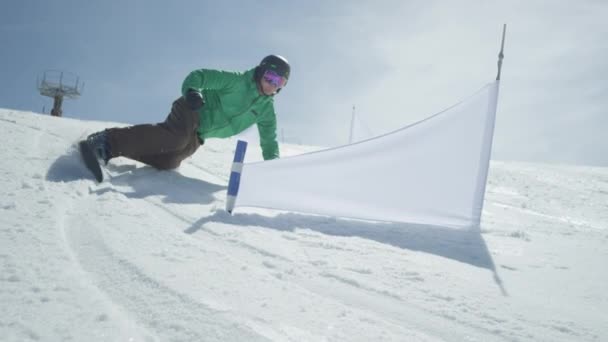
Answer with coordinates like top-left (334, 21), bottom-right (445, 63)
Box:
top-left (80, 55), bottom-right (290, 182)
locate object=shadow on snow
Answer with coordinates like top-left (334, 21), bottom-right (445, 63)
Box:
top-left (45, 149), bottom-right (505, 294)
top-left (187, 210), bottom-right (507, 295)
top-left (45, 149), bottom-right (226, 205)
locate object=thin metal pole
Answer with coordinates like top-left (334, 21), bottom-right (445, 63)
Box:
top-left (496, 24), bottom-right (507, 81)
top-left (349, 105), bottom-right (356, 144)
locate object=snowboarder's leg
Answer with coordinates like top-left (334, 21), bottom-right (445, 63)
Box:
top-left (104, 97), bottom-right (201, 165)
top-left (131, 135), bottom-right (203, 170)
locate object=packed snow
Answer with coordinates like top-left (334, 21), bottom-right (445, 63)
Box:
top-left (1, 109), bottom-right (607, 341)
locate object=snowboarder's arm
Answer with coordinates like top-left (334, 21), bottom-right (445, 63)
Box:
top-left (181, 69), bottom-right (238, 96)
top-left (257, 109), bottom-right (280, 161)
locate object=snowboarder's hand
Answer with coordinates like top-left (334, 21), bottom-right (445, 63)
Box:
top-left (185, 89), bottom-right (204, 111)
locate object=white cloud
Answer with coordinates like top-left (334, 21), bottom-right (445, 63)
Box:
top-left (271, 1), bottom-right (608, 166)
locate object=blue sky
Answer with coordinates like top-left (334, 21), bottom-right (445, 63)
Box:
top-left (1, 0), bottom-right (607, 166)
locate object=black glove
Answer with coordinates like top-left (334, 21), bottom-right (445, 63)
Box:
top-left (185, 89), bottom-right (204, 111)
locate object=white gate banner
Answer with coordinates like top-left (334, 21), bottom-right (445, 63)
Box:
top-left (233, 81), bottom-right (500, 229)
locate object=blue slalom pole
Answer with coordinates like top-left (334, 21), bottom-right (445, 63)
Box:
top-left (226, 140), bottom-right (248, 213)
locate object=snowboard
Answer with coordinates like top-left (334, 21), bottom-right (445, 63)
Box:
top-left (79, 140), bottom-right (104, 182)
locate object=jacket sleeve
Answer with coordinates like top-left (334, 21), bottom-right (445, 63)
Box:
top-left (181, 69), bottom-right (238, 95)
top-left (257, 108), bottom-right (280, 160)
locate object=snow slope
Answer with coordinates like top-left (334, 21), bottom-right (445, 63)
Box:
top-left (1, 109), bottom-right (607, 341)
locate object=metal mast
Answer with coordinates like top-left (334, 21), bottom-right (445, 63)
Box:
top-left (496, 24), bottom-right (507, 81)
top-left (38, 70), bottom-right (84, 117)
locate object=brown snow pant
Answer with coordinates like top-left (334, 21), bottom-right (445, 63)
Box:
top-left (105, 97), bottom-right (203, 170)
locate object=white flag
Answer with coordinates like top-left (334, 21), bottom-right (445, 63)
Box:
top-left (233, 81), bottom-right (500, 229)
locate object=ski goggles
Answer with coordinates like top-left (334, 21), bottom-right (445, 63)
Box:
top-left (262, 70), bottom-right (287, 88)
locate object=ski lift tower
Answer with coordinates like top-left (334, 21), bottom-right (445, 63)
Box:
top-left (37, 70), bottom-right (84, 117)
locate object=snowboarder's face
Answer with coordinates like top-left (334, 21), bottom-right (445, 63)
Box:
top-left (259, 78), bottom-right (278, 96)
top-left (259, 70), bottom-right (286, 96)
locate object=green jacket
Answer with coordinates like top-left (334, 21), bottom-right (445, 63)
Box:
top-left (182, 68), bottom-right (279, 160)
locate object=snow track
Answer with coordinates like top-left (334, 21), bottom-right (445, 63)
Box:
top-left (64, 203), bottom-right (270, 342)
top-left (2, 109), bottom-right (607, 341)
